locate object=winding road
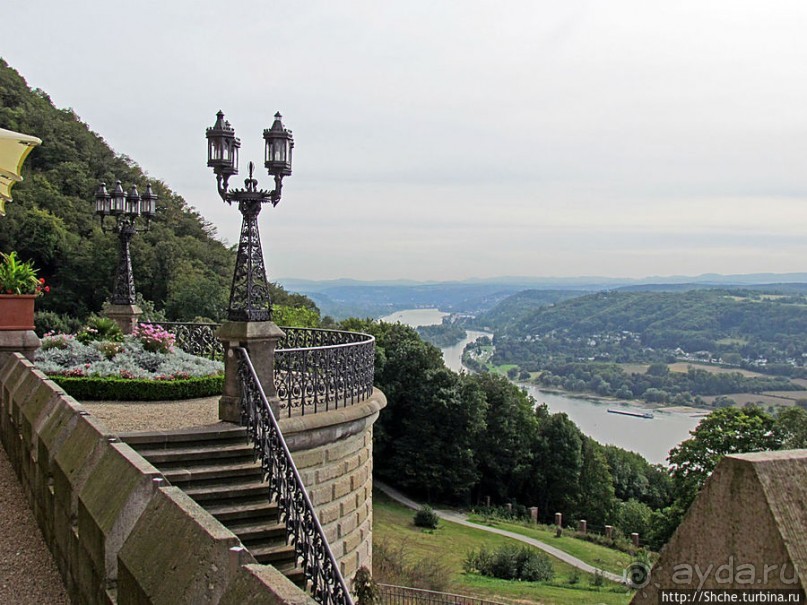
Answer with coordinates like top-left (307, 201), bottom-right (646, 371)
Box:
top-left (375, 481), bottom-right (626, 584)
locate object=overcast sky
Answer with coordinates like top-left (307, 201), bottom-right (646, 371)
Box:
top-left (4, 1), bottom-right (807, 281)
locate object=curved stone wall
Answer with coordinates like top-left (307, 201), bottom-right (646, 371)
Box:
top-left (1, 351), bottom-right (386, 600)
top-left (279, 391), bottom-right (386, 579)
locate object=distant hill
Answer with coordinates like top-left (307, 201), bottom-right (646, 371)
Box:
top-left (282, 281), bottom-right (532, 319)
top-left (615, 282), bottom-right (807, 294)
top-left (472, 289), bottom-right (591, 331)
top-left (490, 287), bottom-right (807, 376)
top-left (281, 275), bottom-right (807, 321)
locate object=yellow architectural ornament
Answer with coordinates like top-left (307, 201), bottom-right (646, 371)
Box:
top-left (0, 127), bottom-right (42, 216)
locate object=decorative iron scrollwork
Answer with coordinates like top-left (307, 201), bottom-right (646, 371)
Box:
top-left (154, 322), bottom-right (224, 359)
top-left (274, 328), bottom-right (375, 417)
top-left (235, 347), bottom-right (354, 605)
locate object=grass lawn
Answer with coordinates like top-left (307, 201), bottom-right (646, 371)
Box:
top-left (373, 492), bottom-right (633, 605)
top-left (465, 516), bottom-right (635, 577)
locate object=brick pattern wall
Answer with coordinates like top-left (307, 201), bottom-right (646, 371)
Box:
top-left (294, 429), bottom-right (374, 579)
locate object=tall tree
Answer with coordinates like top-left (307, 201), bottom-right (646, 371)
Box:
top-left (575, 438), bottom-right (616, 528)
top-left (471, 373), bottom-right (539, 504)
top-left (534, 412), bottom-right (583, 521)
top-left (777, 406), bottom-right (807, 449)
top-left (668, 406), bottom-right (784, 510)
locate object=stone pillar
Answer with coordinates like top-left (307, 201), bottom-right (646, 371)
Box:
top-left (216, 321), bottom-right (285, 423)
top-left (631, 532), bottom-right (640, 547)
top-left (605, 525), bottom-right (613, 540)
top-left (103, 303), bottom-right (142, 335)
top-left (529, 507), bottom-right (539, 524)
top-left (0, 330), bottom-right (40, 364)
top-left (578, 520), bottom-right (587, 534)
top-left (505, 503), bottom-right (513, 514)
top-left (554, 512), bottom-right (562, 527)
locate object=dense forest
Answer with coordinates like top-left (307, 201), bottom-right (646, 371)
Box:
top-left (0, 59), bottom-right (315, 327)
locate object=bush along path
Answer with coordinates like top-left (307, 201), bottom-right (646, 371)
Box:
top-left (375, 481), bottom-right (626, 584)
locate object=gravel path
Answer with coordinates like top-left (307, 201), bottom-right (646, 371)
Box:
top-left (81, 396), bottom-right (220, 432)
top-left (0, 442), bottom-right (70, 605)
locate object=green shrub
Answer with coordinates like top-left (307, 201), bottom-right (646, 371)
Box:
top-left (463, 544), bottom-right (554, 582)
top-left (413, 505), bottom-right (440, 529)
top-left (352, 566), bottom-right (381, 605)
top-left (50, 374), bottom-right (224, 401)
top-left (35, 311), bottom-right (82, 337)
top-left (77, 316), bottom-right (123, 344)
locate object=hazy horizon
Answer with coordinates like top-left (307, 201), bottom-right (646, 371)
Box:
top-left (277, 271), bottom-right (807, 285)
top-left (4, 1), bottom-right (807, 281)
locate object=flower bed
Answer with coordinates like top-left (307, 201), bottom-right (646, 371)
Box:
top-left (35, 330), bottom-right (224, 401)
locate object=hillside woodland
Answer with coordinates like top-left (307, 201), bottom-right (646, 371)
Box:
top-left (0, 59), bottom-right (315, 327)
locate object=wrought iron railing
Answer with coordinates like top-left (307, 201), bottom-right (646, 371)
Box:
top-left (274, 328), bottom-right (375, 417)
top-left (234, 346), bottom-right (354, 605)
top-left (378, 584), bottom-right (508, 605)
top-left (145, 321), bottom-right (223, 359)
top-left (149, 323), bottom-right (376, 416)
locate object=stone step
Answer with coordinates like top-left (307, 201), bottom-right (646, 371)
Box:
top-left (122, 425), bottom-right (304, 588)
top-left (250, 542), bottom-right (297, 566)
top-left (161, 461), bottom-right (263, 487)
top-left (184, 479), bottom-right (269, 503)
top-left (228, 519), bottom-right (287, 544)
top-left (133, 442), bottom-right (255, 465)
top-left (121, 424), bottom-right (248, 446)
top-left (206, 498), bottom-right (279, 523)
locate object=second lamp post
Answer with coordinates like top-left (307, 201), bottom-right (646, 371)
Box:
top-left (94, 180), bottom-right (156, 306)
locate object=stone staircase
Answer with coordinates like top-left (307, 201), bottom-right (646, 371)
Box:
top-left (121, 423), bottom-right (305, 587)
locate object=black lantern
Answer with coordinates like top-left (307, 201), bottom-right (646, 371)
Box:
top-left (110, 180), bottom-right (126, 215)
top-left (95, 182), bottom-right (111, 215)
top-left (205, 109), bottom-right (294, 321)
top-left (263, 112), bottom-right (294, 177)
top-left (206, 111), bottom-right (240, 187)
top-left (125, 185), bottom-right (140, 216)
top-left (92, 179), bottom-right (157, 305)
top-left (140, 183), bottom-right (157, 218)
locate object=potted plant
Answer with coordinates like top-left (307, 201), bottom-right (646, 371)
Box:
top-left (0, 251), bottom-right (49, 330)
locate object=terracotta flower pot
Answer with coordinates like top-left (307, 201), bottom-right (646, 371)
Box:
top-left (0, 294), bottom-right (36, 331)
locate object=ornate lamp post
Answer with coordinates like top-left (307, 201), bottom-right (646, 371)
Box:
top-left (206, 110), bottom-right (293, 321)
top-left (94, 180), bottom-right (157, 332)
top-left (206, 110), bottom-right (293, 423)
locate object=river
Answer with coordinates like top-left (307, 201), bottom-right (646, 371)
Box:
top-left (381, 308), bottom-right (701, 464)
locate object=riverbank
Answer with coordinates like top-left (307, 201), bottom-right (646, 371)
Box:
top-left (523, 385), bottom-right (707, 417)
